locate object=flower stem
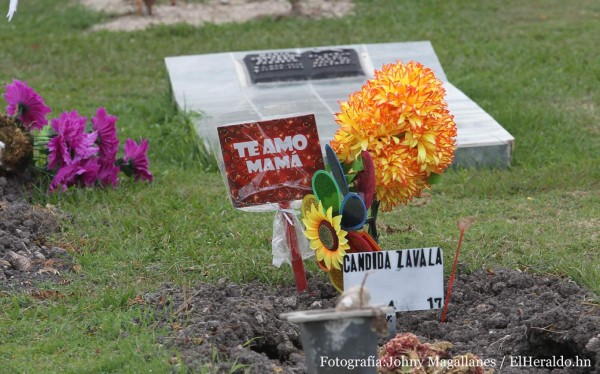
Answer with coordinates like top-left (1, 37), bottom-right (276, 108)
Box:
top-left (366, 199), bottom-right (380, 242)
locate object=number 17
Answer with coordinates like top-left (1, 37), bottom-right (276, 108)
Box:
top-left (427, 297), bottom-right (442, 309)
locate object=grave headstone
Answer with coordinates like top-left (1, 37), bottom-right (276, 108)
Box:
top-left (243, 48), bottom-right (364, 83)
top-left (165, 41), bottom-right (514, 170)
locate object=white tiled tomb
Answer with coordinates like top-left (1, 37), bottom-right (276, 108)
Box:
top-left (165, 41), bottom-right (514, 168)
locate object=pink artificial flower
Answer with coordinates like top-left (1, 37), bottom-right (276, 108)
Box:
top-left (49, 158), bottom-right (100, 192)
top-left (91, 107), bottom-right (119, 162)
top-left (49, 163), bottom-right (78, 192)
top-left (4, 79), bottom-right (51, 130)
top-left (122, 138), bottom-right (153, 182)
top-left (47, 111), bottom-right (98, 169)
top-left (78, 158), bottom-right (101, 187)
top-left (97, 161), bottom-right (120, 188)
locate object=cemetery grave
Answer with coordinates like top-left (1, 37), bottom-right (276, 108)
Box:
top-left (2, 175), bottom-right (599, 372)
top-left (160, 35), bottom-right (594, 373)
top-left (166, 41), bottom-right (515, 169)
top-left (3, 47), bottom-right (597, 374)
top-left (1, 0), bottom-right (599, 373)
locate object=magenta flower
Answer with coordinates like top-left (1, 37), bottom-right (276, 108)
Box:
top-left (78, 158), bottom-right (101, 187)
top-left (4, 79), bottom-right (51, 131)
top-left (97, 161), bottom-right (120, 188)
top-left (47, 111), bottom-right (98, 169)
top-left (120, 138), bottom-right (153, 182)
top-left (49, 158), bottom-right (100, 192)
top-left (92, 107), bottom-right (119, 162)
top-left (49, 163), bottom-right (78, 191)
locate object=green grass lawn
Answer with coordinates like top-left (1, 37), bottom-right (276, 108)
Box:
top-left (1, 0), bottom-right (599, 372)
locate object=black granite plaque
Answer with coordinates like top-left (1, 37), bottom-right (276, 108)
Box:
top-left (305, 49), bottom-right (364, 80)
top-left (243, 48), bottom-right (364, 84)
top-left (243, 52), bottom-right (305, 84)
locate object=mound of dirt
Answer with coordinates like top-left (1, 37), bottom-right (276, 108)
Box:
top-left (0, 175), bottom-right (74, 291)
top-left (145, 275), bottom-right (338, 373)
top-left (82, 0), bottom-right (354, 32)
top-left (145, 269), bottom-right (600, 373)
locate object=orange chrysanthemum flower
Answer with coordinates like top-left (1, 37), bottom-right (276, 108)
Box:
top-left (331, 61), bottom-right (457, 211)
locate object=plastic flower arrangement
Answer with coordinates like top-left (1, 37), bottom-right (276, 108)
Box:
top-left (300, 60), bottom-right (456, 291)
top-left (331, 61), bottom-right (457, 212)
top-left (0, 79), bottom-right (153, 191)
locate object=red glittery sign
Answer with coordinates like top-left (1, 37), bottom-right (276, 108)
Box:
top-left (218, 114), bottom-right (324, 208)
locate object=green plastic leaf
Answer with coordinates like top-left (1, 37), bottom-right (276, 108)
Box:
top-left (347, 156), bottom-right (364, 174)
top-left (345, 172), bottom-right (357, 185)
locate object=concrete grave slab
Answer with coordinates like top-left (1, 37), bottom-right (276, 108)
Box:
top-left (165, 41), bottom-right (514, 168)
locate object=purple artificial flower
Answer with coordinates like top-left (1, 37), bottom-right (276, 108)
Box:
top-left (47, 111), bottom-right (98, 169)
top-left (78, 158), bottom-right (101, 187)
top-left (49, 163), bottom-right (78, 191)
top-left (97, 161), bottom-right (120, 188)
top-left (121, 138), bottom-right (153, 182)
top-left (92, 107), bottom-right (119, 163)
top-left (49, 158), bottom-right (100, 192)
top-left (4, 79), bottom-right (51, 131)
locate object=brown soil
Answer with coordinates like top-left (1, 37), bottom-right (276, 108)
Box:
top-left (145, 270), bottom-right (600, 373)
top-left (0, 173), bottom-right (75, 292)
top-left (81, 0), bottom-right (354, 32)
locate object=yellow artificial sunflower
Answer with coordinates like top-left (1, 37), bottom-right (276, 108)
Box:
top-left (331, 61), bottom-right (457, 211)
top-left (302, 201), bottom-right (349, 270)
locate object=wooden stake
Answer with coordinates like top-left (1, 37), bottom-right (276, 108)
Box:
top-left (441, 217), bottom-right (475, 322)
